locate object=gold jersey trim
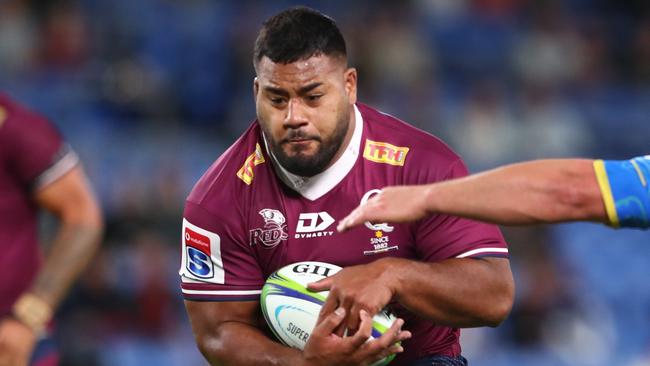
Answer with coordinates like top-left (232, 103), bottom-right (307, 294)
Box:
top-left (593, 160), bottom-right (619, 227)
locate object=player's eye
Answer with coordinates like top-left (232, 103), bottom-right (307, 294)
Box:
top-left (269, 96), bottom-right (286, 105)
top-left (307, 94), bottom-right (323, 102)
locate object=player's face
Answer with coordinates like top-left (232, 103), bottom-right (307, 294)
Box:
top-left (254, 54), bottom-right (357, 177)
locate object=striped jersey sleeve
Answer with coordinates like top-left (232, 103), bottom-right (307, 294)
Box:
top-left (594, 156), bottom-right (650, 229)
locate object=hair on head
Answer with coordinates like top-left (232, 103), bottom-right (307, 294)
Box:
top-left (254, 6), bottom-right (347, 68)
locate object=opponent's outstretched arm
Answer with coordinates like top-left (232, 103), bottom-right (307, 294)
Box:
top-left (338, 159), bottom-right (612, 230)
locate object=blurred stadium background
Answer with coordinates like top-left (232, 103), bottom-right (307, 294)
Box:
top-left (1, 0), bottom-right (649, 365)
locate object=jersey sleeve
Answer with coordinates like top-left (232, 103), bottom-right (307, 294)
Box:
top-left (5, 106), bottom-right (78, 190)
top-left (415, 159), bottom-right (509, 261)
top-left (594, 156), bottom-right (650, 229)
top-left (180, 200), bottom-right (265, 301)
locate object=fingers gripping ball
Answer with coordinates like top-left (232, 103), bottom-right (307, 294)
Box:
top-left (261, 261), bottom-right (399, 365)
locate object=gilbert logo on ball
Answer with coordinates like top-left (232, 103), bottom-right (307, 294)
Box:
top-left (261, 261), bottom-right (399, 366)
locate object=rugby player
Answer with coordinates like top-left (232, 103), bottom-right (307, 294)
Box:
top-left (0, 94), bottom-right (103, 366)
top-left (180, 7), bottom-right (514, 366)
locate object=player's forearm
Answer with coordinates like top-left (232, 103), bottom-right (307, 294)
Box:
top-left (424, 159), bottom-right (607, 225)
top-left (196, 321), bottom-right (305, 366)
top-left (30, 219), bottom-right (103, 308)
top-left (382, 257), bottom-right (514, 327)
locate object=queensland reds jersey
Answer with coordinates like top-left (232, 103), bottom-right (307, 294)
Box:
top-left (180, 103), bottom-right (509, 364)
top-left (0, 94), bottom-right (79, 317)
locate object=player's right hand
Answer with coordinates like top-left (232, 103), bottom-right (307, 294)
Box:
top-left (337, 185), bottom-right (431, 232)
top-left (302, 307), bottom-right (411, 366)
top-left (0, 318), bottom-right (37, 366)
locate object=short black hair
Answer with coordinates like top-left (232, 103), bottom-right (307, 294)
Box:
top-left (253, 6), bottom-right (347, 69)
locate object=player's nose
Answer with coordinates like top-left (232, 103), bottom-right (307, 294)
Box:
top-left (283, 99), bottom-right (309, 129)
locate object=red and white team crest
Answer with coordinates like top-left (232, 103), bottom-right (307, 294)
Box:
top-left (249, 208), bottom-right (288, 248)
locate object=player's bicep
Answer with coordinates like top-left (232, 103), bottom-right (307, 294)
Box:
top-left (34, 165), bottom-right (101, 225)
top-left (184, 299), bottom-right (265, 358)
top-left (185, 300), bottom-right (261, 336)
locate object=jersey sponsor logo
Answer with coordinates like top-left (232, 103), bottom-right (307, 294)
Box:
top-left (185, 227), bottom-right (214, 279)
top-left (250, 209), bottom-right (288, 248)
top-left (363, 139), bottom-right (409, 166)
top-left (237, 143), bottom-right (266, 185)
top-left (295, 212), bottom-right (335, 239)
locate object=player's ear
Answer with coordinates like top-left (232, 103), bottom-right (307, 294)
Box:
top-left (253, 77), bottom-right (260, 100)
top-left (344, 68), bottom-right (357, 105)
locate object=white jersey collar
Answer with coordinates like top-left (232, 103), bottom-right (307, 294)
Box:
top-left (264, 104), bottom-right (363, 201)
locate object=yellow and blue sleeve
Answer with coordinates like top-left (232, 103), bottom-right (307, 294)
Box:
top-left (593, 156), bottom-right (650, 229)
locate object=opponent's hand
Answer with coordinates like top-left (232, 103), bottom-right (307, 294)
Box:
top-left (337, 185), bottom-right (430, 232)
top-left (308, 259), bottom-right (398, 334)
top-left (0, 318), bottom-right (37, 366)
top-left (302, 307), bottom-right (411, 366)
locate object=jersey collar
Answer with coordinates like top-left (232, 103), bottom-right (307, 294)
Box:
top-left (263, 104), bottom-right (363, 201)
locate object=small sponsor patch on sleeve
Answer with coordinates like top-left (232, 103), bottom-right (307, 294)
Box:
top-left (179, 218), bottom-right (225, 283)
top-left (363, 139), bottom-right (410, 166)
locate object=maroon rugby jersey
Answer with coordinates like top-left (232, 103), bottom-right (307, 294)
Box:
top-left (180, 103), bottom-right (508, 363)
top-left (0, 94), bottom-right (78, 317)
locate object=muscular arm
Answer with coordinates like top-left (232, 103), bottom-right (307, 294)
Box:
top-left (424, 159), bottom-right (606, 225)
top-left (185, 300), bottom-right (304, 366)
top-left (338, 159), bottom-right (607, 231)
top-left (388, 257), bottom-right (513, 327)
top-left (29, 165), bottom-right (103, 310)
top-left (311, 256), bottom-right (514, 331)
top-left (185, 298), bottom-right (409, 366)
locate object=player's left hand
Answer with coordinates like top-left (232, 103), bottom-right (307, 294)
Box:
top-left (0, 318), bottom-right (37, 366)
top-left (308, 258), bottom-right (398, 335)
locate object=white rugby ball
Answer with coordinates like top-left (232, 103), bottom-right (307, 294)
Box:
top-left (261, 261), bottom-right (398, 366)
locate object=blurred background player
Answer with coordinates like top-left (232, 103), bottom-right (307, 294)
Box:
top-left (0, 94), bottom-right (103, 366)
top-left (180, 6), bottom-right (513, 366)
top-left (337, 156), bottom-right (650, 230)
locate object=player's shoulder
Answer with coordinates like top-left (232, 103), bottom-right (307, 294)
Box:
top-left (358, 103), bottom-right (462, 170)
top-left (0, 93), bottom-right (57, 135)
top-left (187, 122), bottom-right (268, 209)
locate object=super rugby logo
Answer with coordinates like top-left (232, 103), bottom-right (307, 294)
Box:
top-left (185, 227), bottom-right (214, 279)
top-left (250, 209), bottom-right (289, 248)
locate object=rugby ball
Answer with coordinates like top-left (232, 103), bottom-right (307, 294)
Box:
top-left (261, 261), bottom-right (398, 366)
